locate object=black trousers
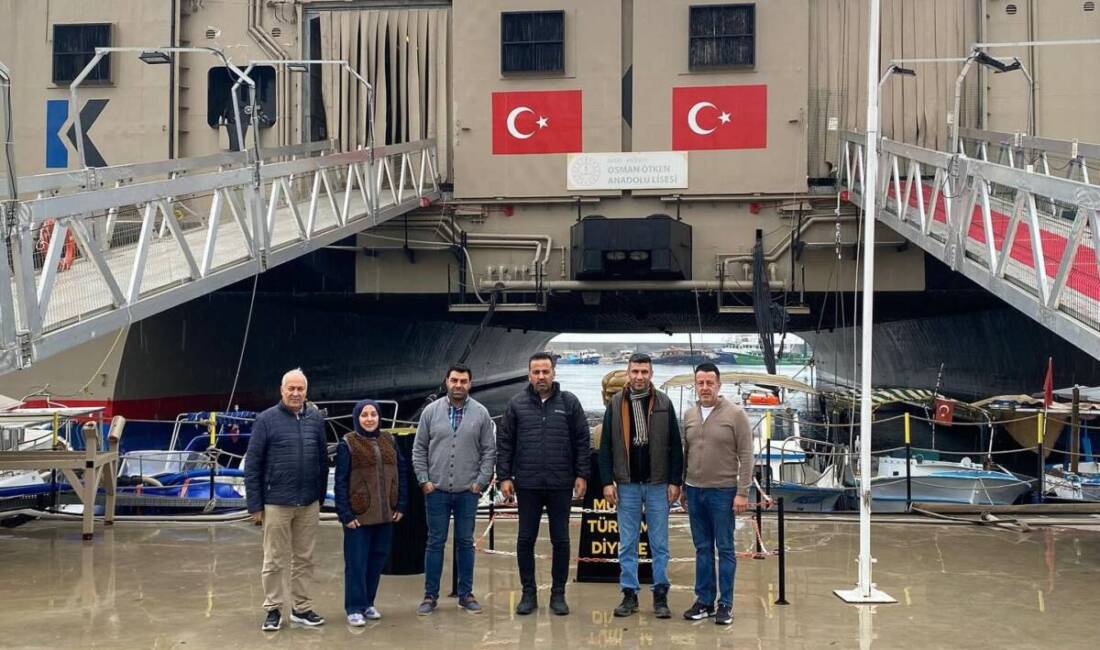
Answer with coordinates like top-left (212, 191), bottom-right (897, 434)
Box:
top-left (516, 488), bottom-right (573, 593)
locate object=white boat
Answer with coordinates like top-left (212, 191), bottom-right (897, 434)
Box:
top-left (751, 437), bottom-right (847, 512)
top-left (869, 455), bottom-right (1031, 512)
top-left (0, 405), bottom-right (105, 505)
top-left (1045, 462), bottom-right (1100, 501)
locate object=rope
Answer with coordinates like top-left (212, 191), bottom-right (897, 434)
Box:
top-left (473, 510), bottom-right (781, 563)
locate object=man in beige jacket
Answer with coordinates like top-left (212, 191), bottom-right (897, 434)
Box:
top-left (680, 362), bottom-right (753, 626)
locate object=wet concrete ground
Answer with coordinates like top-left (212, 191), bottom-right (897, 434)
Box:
top-left (1, 514), bottom-right (1098, 649)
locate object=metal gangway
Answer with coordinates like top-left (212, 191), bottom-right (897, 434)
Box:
top-left (838, 128), bottom-right (1100, 359)
top-left (0, 134), bottom-right (440, 374)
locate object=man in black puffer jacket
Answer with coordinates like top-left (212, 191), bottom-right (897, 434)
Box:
top-left (498, 352), bottom-right (591, 617)
top-left (244, 368), bottom-right (329, 632)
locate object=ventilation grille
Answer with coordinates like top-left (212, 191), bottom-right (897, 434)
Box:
top-left (271, 27), bottom-right (282, 38)
top-left (1086, 1), bottom-right (1096, 12)
top-left (205, 29), bottom-right (217, 39)
top-left (1006, 3), bottom-right (1018, 15)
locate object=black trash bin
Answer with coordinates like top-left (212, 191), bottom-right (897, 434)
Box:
top-left (384, 430), bottom-right (427, 575)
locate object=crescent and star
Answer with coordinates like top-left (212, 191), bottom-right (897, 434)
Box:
top-left (687, 101), bottom-right (732, 136)
top-left (506, 106), bottom-right (549, 139)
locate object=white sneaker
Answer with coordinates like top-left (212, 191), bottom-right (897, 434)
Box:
top-left (364, 606), bottom-right (382, 620)
top-left (346, 613), bottom-right (366, 627)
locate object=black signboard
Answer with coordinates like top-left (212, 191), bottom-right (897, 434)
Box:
top-left (576, 451), bottom-right (653, 583)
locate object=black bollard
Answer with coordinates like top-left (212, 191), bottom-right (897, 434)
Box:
top-left (489, 499), bottom-right (496, 551)
top-left (754, 498), bottom-right (764, 558)
top-left (1036, 413), bottom-right (1045, 504)
top-left (775, 497), bottom-right (788, 605)
top-left (904, 413), bottom-right (912, 511)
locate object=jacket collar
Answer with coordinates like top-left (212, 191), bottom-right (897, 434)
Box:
top-left (277, 401), bottom-right (311, 417)
top-left (526, 381), bottom-right (560, 402)
top-left (695, 395), bottom-right (727, 414)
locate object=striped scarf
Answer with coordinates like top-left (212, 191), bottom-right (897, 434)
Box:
top-left (629, 387), bottom-right (651, 446)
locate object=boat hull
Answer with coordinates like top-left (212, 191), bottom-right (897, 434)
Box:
top-left (870, 474), bottom-right (1031, 512)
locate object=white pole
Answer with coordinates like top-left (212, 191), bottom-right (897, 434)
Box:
top-left (835, 0), bottom-right (895, 605)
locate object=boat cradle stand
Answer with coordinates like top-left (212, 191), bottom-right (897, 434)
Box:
top-left (0, 417), bottom-right (125, 540)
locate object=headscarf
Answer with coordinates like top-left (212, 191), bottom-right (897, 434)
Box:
top-left (352, 399), bottom-right (382, 437)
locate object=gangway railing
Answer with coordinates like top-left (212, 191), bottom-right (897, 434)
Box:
top-left (958, 127), bottom-right (1100, 186)
top-left (838, 130), bottom-right (1100, 359)
top-left (0, 138), bottom-right (440, 373)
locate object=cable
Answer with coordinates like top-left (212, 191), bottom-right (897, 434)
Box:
top-left (224, 272), bottom-right (260, 412)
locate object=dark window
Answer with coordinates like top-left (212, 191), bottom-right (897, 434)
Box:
top-left (501, 11), bottom-right (565, 74)
top-left (207, 65), bottom-right (277, 128)
top-left (689, 4), bottom-right (755, 69)
top-left (53, 24), bottom-right (112, 84)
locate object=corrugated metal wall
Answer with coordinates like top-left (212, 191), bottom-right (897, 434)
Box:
top-left (318, 8), bottom-right (451, 180)
top-left (808, 0), bottom-right (980, 176)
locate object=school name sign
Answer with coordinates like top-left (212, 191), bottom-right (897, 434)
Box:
top-left (567, 151), bottom-right (689, 191)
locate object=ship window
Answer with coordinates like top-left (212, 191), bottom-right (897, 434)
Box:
top-left (501, 10), bottom-right (565, 74)
top-left (52, 23), bottom-right (112, 85)
top-left (206, 65), bottom-right (277, 128)
top-left (689, 4), bottom-right (755, 69)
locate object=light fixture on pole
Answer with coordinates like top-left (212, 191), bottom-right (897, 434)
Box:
top-left (69, 46), bottom-right (254, 170)
top-left (233, 59), bottom-right (375, 158)
top-left (137, 50), bottom-right (173, 66)
top-left (834, 0), bottom-right (896, 605)
top-left (949, 48), bottom-right (1031, 156)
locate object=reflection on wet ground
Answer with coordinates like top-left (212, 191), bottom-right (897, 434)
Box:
top-left (1, 515), bottom-right (1098, 649)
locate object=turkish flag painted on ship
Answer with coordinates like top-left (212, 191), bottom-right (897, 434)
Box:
top-left (671, 84), bottom-right (767, 151)
top-left (491, 90), bottom-right (582, 155)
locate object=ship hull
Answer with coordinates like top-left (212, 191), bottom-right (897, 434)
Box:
top-left (803, 307), bottom-right (1100, 402)
top-left (3, 291), bottom-right (553, 422)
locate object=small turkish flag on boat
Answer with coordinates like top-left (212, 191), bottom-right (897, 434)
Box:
top-left (933, 398), bottom-right (955, 426)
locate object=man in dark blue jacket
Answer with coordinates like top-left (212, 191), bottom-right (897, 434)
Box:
top-left (498, 352), bottom-right (591, 616)
top-left (244, 368), bottom-right (329, 632)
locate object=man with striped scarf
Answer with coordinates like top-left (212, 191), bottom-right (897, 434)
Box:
top-left (598, 352), bottom-right (683, 619)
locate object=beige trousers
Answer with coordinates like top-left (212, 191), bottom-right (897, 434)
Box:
top-left (261, 501), bottom-right (320, 612)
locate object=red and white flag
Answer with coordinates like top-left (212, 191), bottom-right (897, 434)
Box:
top-left (933, 398), bottom-right (955, 426)
top-left (671, 84), bottom-right (767, 151)
top-left (491, 90), bottom-right (582, 155)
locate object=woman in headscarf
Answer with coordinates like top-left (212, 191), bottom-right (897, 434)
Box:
top-left (334, 399), bottom-right (408, 626)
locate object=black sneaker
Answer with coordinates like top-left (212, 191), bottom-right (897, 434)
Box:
top-left (515, 591), bottom-right (538, 615)
top-left (715, 604), bottom-right (733, 625)
top-left (613, 589), bottom-right (639, 617)
top-left (290, 609), bottom-right (325, 626)
top-left (261, 609), bottom-right (281, 631)
top-left (549, 591), bottom-right (570, 616)
top-left (683, 601), bottom-right (715, 620)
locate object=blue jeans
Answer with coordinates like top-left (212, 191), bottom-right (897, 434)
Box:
top-left (424, 489), bottom-right (479, 599)
top-left (686, 485), bottom-right (737, 608)
top-left (343, 523), bottom-right (392, 615)
top-left (616, 482), bottom-right (670, 591)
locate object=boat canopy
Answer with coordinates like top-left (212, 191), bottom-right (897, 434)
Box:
top-left (660, 371), bottom-right (815, 395)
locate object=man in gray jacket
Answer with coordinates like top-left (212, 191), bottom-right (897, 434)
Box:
top-left (411, 364), bottom-right (496, 615)
top-left (244, 368), bottom-right (328, 632)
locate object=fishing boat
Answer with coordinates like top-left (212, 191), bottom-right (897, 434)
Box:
top-left (869, 455), bottom-right (1031, 512)
top-left (559, 349), bottom-right (602, 365)
top-left (651, 346), bottom-right (714, 365)
top-left (1045, 462), bottom-right (1100, 501)
top-left (714, 339), bottom-right (811, 366)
